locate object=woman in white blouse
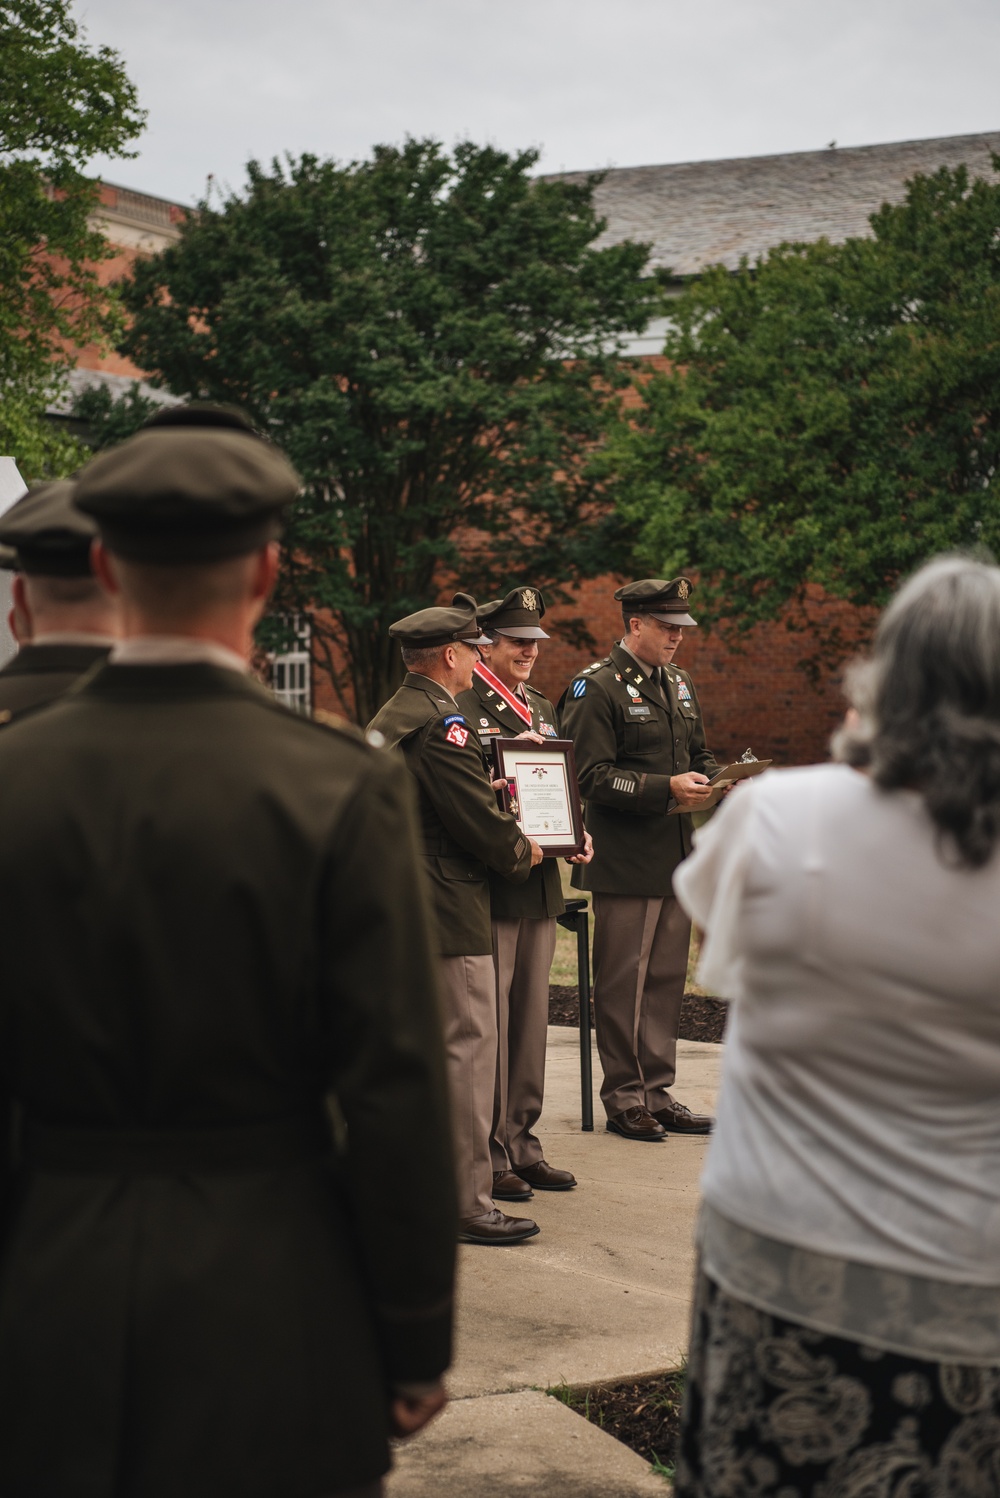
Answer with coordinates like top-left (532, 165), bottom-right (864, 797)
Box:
top-left (672, 555), bottom-right (1000, 1497)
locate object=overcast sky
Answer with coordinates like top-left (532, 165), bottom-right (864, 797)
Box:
top-left (77, 0), bottom-right (1000, 206)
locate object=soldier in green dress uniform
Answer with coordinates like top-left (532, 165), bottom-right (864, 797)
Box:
top-left (0, 408), bottom-right (455, 1498)
top-left (0, 479), bottom-right (119, 722)
top-left (559, 578), bottom-right (718, 1142)
top-left (368, 596), bottom-right (545, 1246)
top-left (456, 586), bottom-right (592, 1201)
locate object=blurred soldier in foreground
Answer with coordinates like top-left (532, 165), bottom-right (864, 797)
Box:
top-left (369, 596), bottom-right (543, 1245)
top-left (0, 409), bottom-right (455, 1498)
top-left (0, 479), bottom-right (119, 721)
top-left (457, 587), bottom-right (592, 1201)
top-left (560, 578), bottom-right (717, 1142)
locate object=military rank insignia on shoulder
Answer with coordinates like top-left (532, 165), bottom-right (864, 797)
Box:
top-left (443, 713), bottom-right (470, 747)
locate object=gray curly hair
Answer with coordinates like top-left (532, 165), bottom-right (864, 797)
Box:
top-left (833, 554), bottom-right (1000, 868)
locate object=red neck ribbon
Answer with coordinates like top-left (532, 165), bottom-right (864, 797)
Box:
top-left (474, 660), bottom-right (533, 727)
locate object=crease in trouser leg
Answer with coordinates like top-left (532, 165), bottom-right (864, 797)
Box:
top-left (438, 953), bottom-right (497, 1219)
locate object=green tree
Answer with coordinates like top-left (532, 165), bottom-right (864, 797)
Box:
top-left (0, 0), bottom-right (145, 477)
top-left (615, 158), bottom-right (1000, 644)
top-left (117, 140), bottom-right (659, 719)
top-left (72, 379), bottom-right (161, 449)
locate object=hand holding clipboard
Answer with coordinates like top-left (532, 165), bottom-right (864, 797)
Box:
top-left (668, 750), bottom-right (772, 814)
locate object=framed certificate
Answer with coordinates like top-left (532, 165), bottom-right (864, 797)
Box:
top-left (491, 737), bottom-right (585, 856)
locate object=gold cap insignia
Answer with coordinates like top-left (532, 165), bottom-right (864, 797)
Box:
top-left (520, 588), bottom-right (538, 613)
top-left (676, 579), bottom-right (690, 601)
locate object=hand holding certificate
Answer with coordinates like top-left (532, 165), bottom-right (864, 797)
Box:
top-left (491, 738), bottom-right (585, 856)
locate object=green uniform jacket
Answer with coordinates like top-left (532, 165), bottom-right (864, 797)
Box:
top-left (0, 641), bottom-right (110, 722)
top-left (559, 642), bottom-right (719, 898)
top-left (456, 675), bottom-right (566, 921)
top-left (369, 673), bottom-right (532, 956)
top-left (0, 663), bottom-right (455, 1498)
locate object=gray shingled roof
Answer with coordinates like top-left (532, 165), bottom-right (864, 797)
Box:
top-left (547, 132), bottom-right (1000, 277)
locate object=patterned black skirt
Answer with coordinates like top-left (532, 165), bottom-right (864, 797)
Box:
top-left (675, 1269), bottom-right (1000, 1497)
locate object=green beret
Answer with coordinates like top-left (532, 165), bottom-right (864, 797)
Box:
top-left (615, 577), bottom-right (698, 627)
top-left (0, 480), bottom-right (97, 577)
top-left (478, 586), bottom-right (549, 640)
top-left (74, 427), bottom-right (300, 564)
top-left (390, 592), bottom-right (492, 648)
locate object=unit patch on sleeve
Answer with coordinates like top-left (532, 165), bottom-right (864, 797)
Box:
top-left (571, 679), bottom-right (587, 699)
top-left (443, 713), bottom-right (470, 747)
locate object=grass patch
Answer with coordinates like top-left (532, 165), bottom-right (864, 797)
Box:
top-left (546, 1367), bottom-right (685, 1481)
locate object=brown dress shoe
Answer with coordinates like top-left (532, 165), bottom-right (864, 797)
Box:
top-left (458, 1209), bottom-right (540, 1245)
top-left (514, 1160), bottom-right (577, 1191)
top-left (492, 1169), bottom-right (533, 1200)
top-left (605, 1106), bottom-right (667, 1141)
top-left (651, 1095), bottom-right (714, 1135)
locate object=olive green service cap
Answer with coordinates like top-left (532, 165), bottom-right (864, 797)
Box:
top-left (74, 405), bottom-right (300, 564)
top-left (389, 592), bottom-right (492, 648)
top-left (0, 480), bottom-right (98, 577)
top-left (478, 587), bottom-right (550, 640)
top-left (615, 577), bottom-right (698, 628)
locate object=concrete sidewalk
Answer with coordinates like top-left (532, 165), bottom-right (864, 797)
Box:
top-left (386, 1027), bottom-right (722, 1497)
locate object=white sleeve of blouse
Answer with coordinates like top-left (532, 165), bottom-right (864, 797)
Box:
top-left (672, 780), bottom-right (759, 1000)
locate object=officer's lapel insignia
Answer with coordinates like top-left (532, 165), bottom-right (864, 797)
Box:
top-left (572, 679), bottom-right (587, 698)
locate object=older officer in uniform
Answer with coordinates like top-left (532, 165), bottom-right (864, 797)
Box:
top-left (0, 479), bottom-right (119, 720)
top-left (369, 598), bottom-right (544, 1246)
top-left (457, 587), bottom-right (590, 1200)
top-left (560, 578), bottom-right (717, 1141)
top-left (0, 410), bottom-right (455, 1498)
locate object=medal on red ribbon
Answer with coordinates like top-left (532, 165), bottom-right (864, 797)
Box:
top-left (474, 661), bottom-right (533, 727)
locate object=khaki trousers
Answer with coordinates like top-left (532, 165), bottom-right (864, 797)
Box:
top-left (437, 953), bottom-right (498, 1219)
top-left (490, 916), bottom-right (558, 1173)
top-left (591, 892), bottom-right (691, 1118)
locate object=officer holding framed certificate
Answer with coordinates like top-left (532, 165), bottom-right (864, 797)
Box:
top-left (458, 588), bottom-right (592, 1200)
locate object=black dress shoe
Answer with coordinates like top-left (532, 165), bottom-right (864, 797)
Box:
top-left (458, 1209), bottom-right (540, 1245)
top-left (605, 1106), bottom-right (667, 1141)
top-left (492, 1169), bottom-right (533, 1200)
top-left (514, 1160), bottom-right (577, 1190)
top-left (651, 1095), bottom-right (714, 1135)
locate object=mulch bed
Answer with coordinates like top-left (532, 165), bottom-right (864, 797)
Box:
top-left (552, 1370), bottom-right (685, 1477)
top-left (549, 985), bottom-right (728, 1045)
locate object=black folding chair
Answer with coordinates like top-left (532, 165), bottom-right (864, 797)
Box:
top-left (555, 897), bottom-right (594, 1131)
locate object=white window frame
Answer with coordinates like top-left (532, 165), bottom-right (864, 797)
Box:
top-left (269, 614), bottom-right (312, 716)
